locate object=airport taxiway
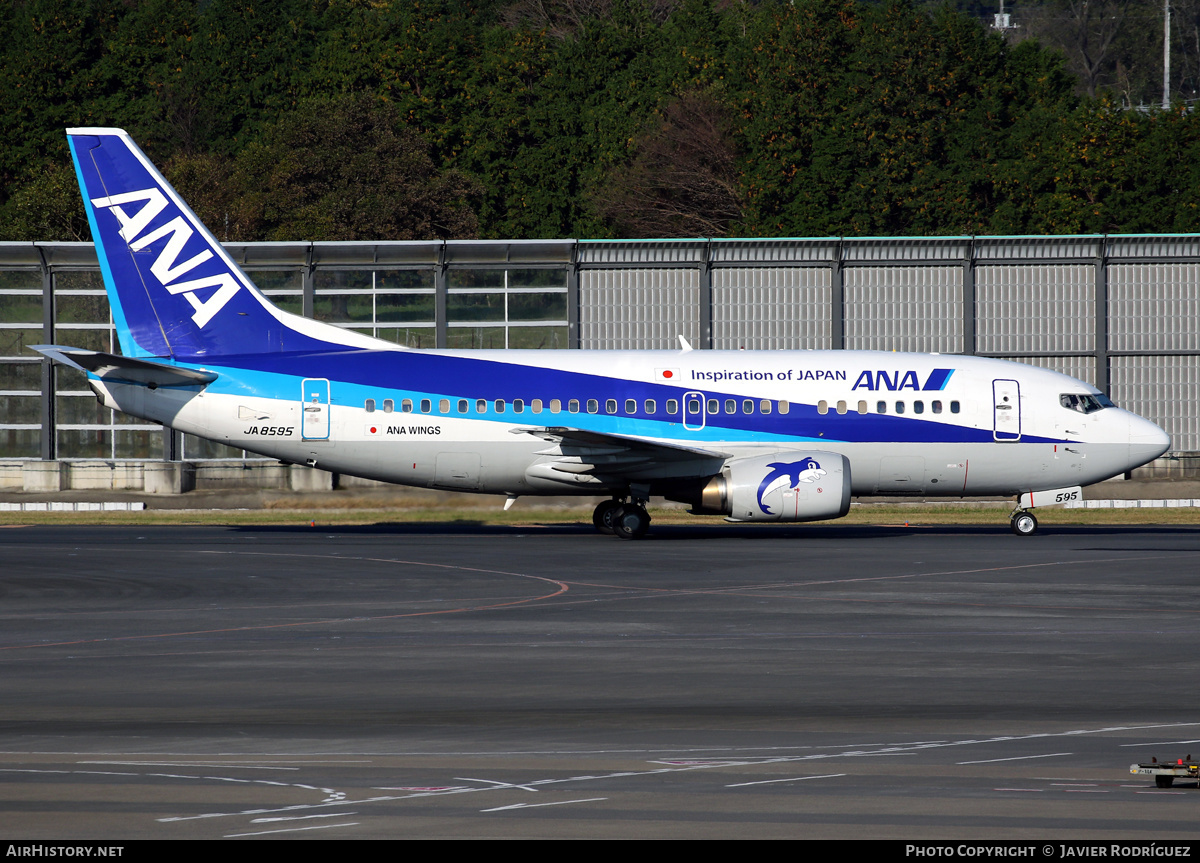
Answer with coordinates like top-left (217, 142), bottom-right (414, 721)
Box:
top-left (1, 522), bottom-right (1199, 838)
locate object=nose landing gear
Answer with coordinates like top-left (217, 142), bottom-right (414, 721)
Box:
top-left (1010, 508), bottom-right (1039, 536)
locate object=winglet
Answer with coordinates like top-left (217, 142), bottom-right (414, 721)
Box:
top-left (678, 334), bottom-right (694, 352)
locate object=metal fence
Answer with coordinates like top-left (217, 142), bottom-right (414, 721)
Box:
top-left (3, 234), bottom-right (1198, 459)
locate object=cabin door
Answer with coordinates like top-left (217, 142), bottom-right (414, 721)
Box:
top-left (992, 379), bottom-right (1021, 442)
top-left (301, 378), bottom-right (331, 440)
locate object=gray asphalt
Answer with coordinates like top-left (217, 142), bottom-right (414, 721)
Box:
top-left (2, 521), bottom-right (1200, 839)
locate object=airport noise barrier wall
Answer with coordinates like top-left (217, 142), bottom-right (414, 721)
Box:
top-left (1, 235), bottom-right (1199, 463)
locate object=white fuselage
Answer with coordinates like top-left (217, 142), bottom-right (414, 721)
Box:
top-left (90, 349), bottom-right (1170, 499)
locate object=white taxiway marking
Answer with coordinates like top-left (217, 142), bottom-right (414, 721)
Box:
top-left (726, 773), bottom-right (847, 788)
top-left (0, 767), bottom-right (342, 798)
top-left (251, 812), bottom-right (357, 824)
top-left (457, 776), bottom-right (539, 792)
top-left (153, 722), bottom-right (1200, 825)
top-left (225, 822), bottom-right (359, 837)
top-left (958, 752), bottom-right (1073, 764)
top-left (481, 798), bottom-right (607, 812)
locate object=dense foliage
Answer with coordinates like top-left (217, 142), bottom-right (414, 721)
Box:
top-left (3, 0), bottom-right (1200, 241)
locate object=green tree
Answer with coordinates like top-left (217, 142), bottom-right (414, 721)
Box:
top-left (201, 95), bottom-right (483, 241)
top-left (0, 161), bottom-right (89, 241)
top-left (732, 0), bottom-right (1077, 237)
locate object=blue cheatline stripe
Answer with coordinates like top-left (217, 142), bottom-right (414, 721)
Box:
top-left (179, 352), bottom-right (1059, 446)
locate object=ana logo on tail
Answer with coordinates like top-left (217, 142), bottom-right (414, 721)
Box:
top-left (756, 458), bottom-right (827, 514)
top-left (91, 188), bottom-right (241, 327)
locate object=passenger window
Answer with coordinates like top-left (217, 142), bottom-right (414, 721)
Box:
top-left (365, 398), bottom-right (376, 413)
top-left (586, 399), bottom-right (598, 413)
top-left (760, 399), bottom-right (772, 415)
top-left (513, 399), bottom-right (524, 413)
top-left (895, 401), bottom-right (905, 414)
top-left (914, 401), bottom-right (924, 414)
top-left (531, 399), bottom-right (542, 414)
top-left (568, 399), bottom-right (580, 413)
top-left (931, 400), bottom-right (942, 414)
top-left (401, 398), bottom-right (413, 413)
top-left (666, 399), bottom-right (679, 414)
top-left (383, 399), bottom-right (394, 413)
top-left (438, 399), bottom-right (449, 413)
top-left (707, 399), bottom-right (719, 413)
top-left (420, 399), bottom-right (431, 413)
top-left (877, 401), bottom-right (887, 414)
top-left (495, 399), bottom-right (506, 413)
top-left (644, 399), bottom-right (656, 413)
top-left (687, 397), bottom-right (701, 414)
top-left (625, 399), bottom-right (636, 414)
top-left (458, 399), bottom-right (469, 413)
top-left (725, 399), bottom-right (736, 414)
top-left (857, 400), bottom-right (867, 414)
top-left (476, 399), bottom-right (486, 413)
top-left (818, 400), bottom-right (829, 415)
top-left (742, 399), bottom-right (754, 414)
top-left (549, 399), bottom-right (561, 413)
top-left (607, 399), bottom-right (618, 414)
top-left (778, 400), bottom-right (790, 415)
top-left (835, 400), bottom-right (846, 415)
top-left (950, 401), bottom-right (960, 414)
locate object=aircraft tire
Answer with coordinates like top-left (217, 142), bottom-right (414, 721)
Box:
top-left (1010, 511), bottom-right (1038, 537)
top-left (593, 500), bottom-right (620, 535)
top-left (612, 505), bottom-right (650, 540)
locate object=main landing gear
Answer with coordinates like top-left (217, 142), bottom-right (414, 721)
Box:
top-left (1010, 508), bottom-right (1039, 537)
top-left (593, 497), bottom-right (651, 540)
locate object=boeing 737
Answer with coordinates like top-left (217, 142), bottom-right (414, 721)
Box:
top-left (35, 128), bottom-right (1171, 538)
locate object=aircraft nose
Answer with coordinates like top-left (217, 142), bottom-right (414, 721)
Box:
top-left (1127, 412), bottom-right (1170, 467)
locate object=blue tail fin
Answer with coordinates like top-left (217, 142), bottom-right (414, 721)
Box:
top-left (68, 127), bottom-right (389, 359)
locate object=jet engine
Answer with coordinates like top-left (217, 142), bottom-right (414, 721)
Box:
top-left (693, 451), bottom-right (852, 522)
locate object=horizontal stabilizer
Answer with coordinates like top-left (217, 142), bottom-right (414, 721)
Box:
top-left (30, 345), bottom-right (218, 388)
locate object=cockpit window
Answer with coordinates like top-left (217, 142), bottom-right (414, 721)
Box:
top-left (1060, 393), bottom-right (1111, 414)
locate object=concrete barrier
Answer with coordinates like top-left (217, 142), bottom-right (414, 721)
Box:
top-left (22, 462), bottom-right (63, 492)
top-left (144, 462), bottom-right (196, 495)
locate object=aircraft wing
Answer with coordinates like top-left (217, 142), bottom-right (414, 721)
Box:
top-left (510, 426), bottom-right (729, 483)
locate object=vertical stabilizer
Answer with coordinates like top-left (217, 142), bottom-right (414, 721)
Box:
top-left (67, 128), bottom-right (393, 359)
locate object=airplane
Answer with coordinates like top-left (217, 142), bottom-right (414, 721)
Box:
top-left (34, 127), bottom-right (1171, 539)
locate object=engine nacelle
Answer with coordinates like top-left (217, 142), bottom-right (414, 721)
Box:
top-left (697, 451), bottom-right (852, 523)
